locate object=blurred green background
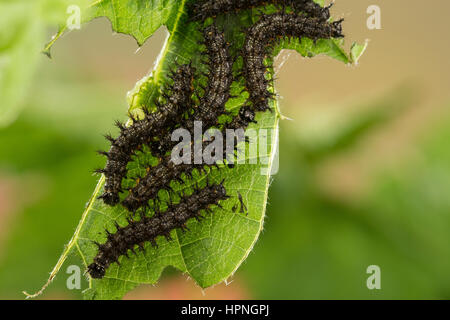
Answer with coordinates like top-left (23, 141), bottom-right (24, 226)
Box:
top-left (1, 0), bottom-right (450, 299)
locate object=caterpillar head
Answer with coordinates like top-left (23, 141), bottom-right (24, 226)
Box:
top-left (87, 262), bottom-right (106, 279)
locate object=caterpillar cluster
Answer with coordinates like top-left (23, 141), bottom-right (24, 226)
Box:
top-left (88, 0), bottom-right (345, 279)
top-left (97, 24), bottom-right (233, 207)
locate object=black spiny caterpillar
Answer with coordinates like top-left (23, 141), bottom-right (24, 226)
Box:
top-left (97, 64), bottom-right (195, 206)
top-left (189, 0), bottom-right (332, 22)
top-left (152, 24), bottom-right (234, 156)
top-left (242, 12), bottom-right (343, 112)
top-left (88, 181), bottom-right (229, 279)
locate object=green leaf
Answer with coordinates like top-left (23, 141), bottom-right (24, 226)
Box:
top-left (292, 85), bottom-right (416, 163)
top-left (27, 1), bottom-right (364, 300)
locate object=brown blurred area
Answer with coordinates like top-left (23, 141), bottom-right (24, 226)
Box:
top-left (1, 0), bottom-right (450, 300)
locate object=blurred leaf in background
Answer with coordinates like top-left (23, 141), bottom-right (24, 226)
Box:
top-left (0, 0), bottom-right (87, 127)
top-left (2, 0), bottom-right (450, 300)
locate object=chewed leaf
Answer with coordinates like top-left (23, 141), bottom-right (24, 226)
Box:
top-left (27, 0), bottom-right (366, 300)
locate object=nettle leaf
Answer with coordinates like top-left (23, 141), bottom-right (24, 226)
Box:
top-left (27, 0), bottom-right (365, 300)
